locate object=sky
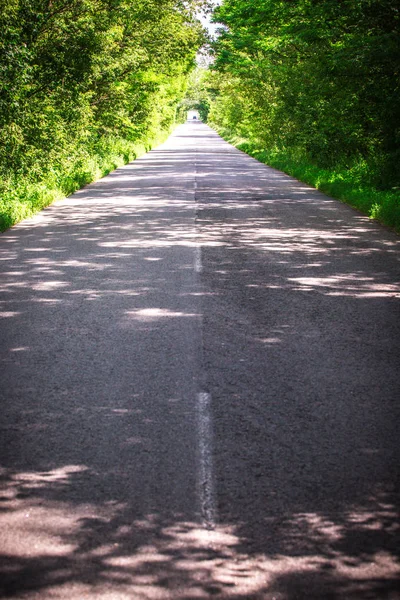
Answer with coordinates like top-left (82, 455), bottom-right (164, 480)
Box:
top-left (198, 0), bottom-right (222, 38)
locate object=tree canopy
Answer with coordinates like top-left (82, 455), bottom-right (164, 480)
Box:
top-left (208, 0), bottom-right (400, 190)
top-left (0, 0), bottom-right (205, 228)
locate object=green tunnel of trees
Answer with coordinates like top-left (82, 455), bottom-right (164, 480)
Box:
top-left (1, 0), bottom-right (399, 231)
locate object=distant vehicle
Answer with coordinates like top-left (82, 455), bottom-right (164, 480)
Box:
top-left (193, 115), bottom-right (197, 120)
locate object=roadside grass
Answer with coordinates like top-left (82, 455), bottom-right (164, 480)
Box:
top-left (216, 129), bottom-right (400, 234)
top-left (0, 130), bottom-right (171, 233)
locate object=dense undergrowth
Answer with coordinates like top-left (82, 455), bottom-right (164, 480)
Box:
top-left (0, 129), bottom-right (170, 232)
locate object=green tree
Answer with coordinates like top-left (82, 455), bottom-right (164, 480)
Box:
top-left (0, 0), bottom-right (206, 229)
top-left (209, 0), bottom-right (400, 188)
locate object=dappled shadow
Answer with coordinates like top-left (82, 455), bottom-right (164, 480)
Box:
top-left (195, 124), bottom-right (400, 598)
top-left (0, 465), bottom-right (398, 598)
top-left (0, 122), bottom-right (399, 598)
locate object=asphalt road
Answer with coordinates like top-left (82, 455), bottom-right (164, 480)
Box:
top-left (0, 122), bottom-right (399, 599)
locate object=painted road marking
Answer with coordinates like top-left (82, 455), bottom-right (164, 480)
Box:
top-left (194, 245), bottom-right (202, 273)
top-left (197, 392), bottom-right (217, 529)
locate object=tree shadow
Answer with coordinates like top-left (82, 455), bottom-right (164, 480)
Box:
top-left (0, 123), bottom-right (399, 599)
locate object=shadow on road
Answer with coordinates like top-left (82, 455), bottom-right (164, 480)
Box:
top-left (0, 124), bottom-right (399, 599)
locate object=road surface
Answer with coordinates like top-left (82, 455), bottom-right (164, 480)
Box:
top-left (1, 122), bottom-right (399, 599)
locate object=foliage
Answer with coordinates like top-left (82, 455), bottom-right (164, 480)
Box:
top-left (177, 67), bottom-right (216, 121)
top-left (208, 0), bottom-right (400, 197)
top-left (0, 0), bottom-right (205, 230)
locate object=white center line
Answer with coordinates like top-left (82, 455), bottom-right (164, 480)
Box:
top-left (194, 245), bottom-right (202, 273)
top-left (197, 392), bottom-right (217, 529)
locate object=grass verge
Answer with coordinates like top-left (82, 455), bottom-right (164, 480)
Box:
top-left (0, 129), bottom-right (171, 232)
top-left (215, 128), bottom-right (400, 234)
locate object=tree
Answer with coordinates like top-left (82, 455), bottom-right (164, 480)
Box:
top-left (0, 0), bottom-right (205, 178)
top-left (209, 0), bottom-right (400, 188)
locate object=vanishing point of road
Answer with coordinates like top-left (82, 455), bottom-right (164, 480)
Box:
top-left (1, 122), bottom-right (399, 599)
